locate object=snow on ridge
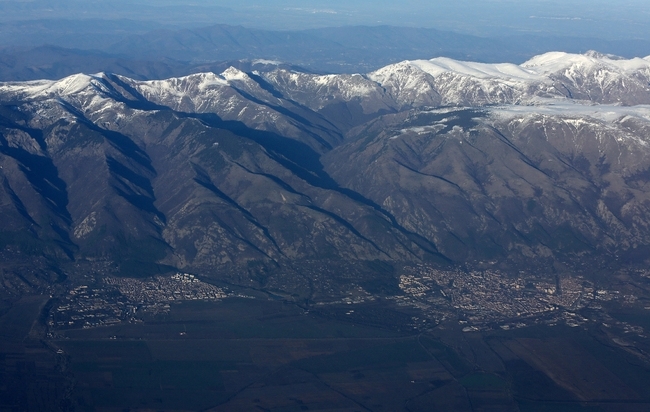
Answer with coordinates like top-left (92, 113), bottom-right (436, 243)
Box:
top-left (148, 71), bottom-right (228, 88)
top-left (521, 51), bottom-right (650, 74)
top-left (372, 51), bottom-right (650, 84)
top-left (2, 51), bottom-right (650, 113)
top-left (134, 72), bottom-right (229, 101)
top-left (364, 51), bottom-right (650, 107)
top-left (0, 73), bottom-right (104, 99)
top-left (411, 58), bottom-right (542, 81)
top-left (521, 51), bottom-right (580, 72)
top-left (134, 68), bottom-right (262, 99)
top-left (397, 51), bottom-right (650, 81)
top-left (264, 70), bottom-right (379, 99)
top-left (488, 102), bottom-right (650, 123)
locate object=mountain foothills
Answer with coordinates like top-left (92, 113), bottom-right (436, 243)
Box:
top-left (2, 51), bottom-right (650, 296)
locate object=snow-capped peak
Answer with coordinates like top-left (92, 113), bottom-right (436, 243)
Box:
top-left (583, 50), bottom-right (625, 60)
top-left (2, 51), bottom-right (650, 117)
top-left (220, 67), bottom-right (250, 81)
top-left (0, 73), bottom-right (103, 100)
top-left (363, 51), bottom-right (650, 107)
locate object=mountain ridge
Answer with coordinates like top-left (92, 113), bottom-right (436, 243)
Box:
top-left (2, 51), bottom-right (650, 295)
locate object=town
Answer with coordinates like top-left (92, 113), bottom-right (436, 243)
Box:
top-left (48, 273), bottom-right (227, 331)
top-left (394, 264), bottom-right (629, 330)
top-left (46, 264), bottom-right (647, 338)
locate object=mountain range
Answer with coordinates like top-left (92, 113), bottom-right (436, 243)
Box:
top-left (2, 51), bottom-right (650, 295)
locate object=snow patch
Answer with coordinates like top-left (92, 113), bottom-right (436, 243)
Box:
top-left (252, 59), bottom-right (282, 65)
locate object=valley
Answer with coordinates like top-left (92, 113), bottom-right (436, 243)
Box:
top-left (2, 269), bottom-right (650, 411)
top-left (2, 51), bottom-right (650, 410)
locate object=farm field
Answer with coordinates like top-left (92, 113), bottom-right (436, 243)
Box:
top-left (40, 299), bottom-right (650, 411)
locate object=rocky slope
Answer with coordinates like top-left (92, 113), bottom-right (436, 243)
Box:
top-left (2, 51), bottom-right (650, 292)
top-left (323, 105), bottom-right (650, 264)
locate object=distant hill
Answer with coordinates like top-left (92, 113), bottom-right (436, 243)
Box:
top-left (1, 24), bottom-right (650, 81)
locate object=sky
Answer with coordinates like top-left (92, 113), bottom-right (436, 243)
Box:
top-left (0, 0), bottom-right (649, 40)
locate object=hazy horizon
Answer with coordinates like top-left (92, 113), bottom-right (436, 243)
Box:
top-left (1, 0), bottom-right (650, 75)
top-left (1, 0), bottom-right (649, 40)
